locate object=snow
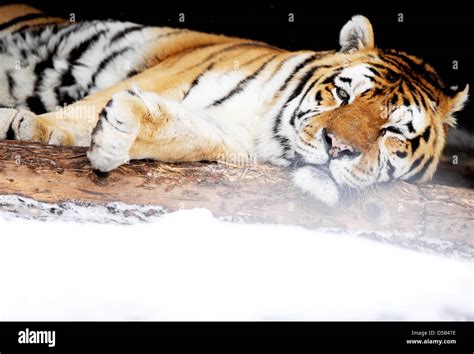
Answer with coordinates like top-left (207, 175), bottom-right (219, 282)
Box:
top-left (0, 194), bottom-right (165, 224)
top-left (0, 208), bottom-right (472, 321)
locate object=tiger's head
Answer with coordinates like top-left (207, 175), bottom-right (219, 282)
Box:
top-left (288, 15), bottom-right (469, 206)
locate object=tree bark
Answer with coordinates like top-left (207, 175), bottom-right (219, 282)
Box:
top-left (0, 140), bottom-right (472, 257)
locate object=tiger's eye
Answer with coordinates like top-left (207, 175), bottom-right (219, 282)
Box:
top-left (336, 87), bottom-right (349, 101)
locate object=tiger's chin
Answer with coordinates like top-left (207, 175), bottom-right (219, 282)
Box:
top-left (292, 165), bottom-right (341, 207)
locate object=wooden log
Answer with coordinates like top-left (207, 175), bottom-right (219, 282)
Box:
top-left (0, 140), bottom-right (472, 257)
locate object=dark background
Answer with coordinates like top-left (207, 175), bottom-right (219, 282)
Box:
top-left (2, 0), bottom-right (473, 132)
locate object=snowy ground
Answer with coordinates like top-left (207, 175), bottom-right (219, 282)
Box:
top-left (0, 208), bottom-right (472, 321)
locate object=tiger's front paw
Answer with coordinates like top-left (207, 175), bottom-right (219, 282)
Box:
top-left (0, 108), bottom-right (18, 139)
top-left (87, 91), bottom-right (141, 172)
top-left (293, 166), bottom-right (340, 207)
top-left (0, 108), bottom-right (37, 141)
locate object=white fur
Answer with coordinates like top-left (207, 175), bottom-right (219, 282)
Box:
top-left (183, 72), bottom-right (262, 153)
top-left (389, 105), bottom-right (426, 135)
top-left (339, 15), bottom-right (374, 52)
top-left (0, 21), bottom-right (162, 111)
top-left (88, 89), bottom-right (251, 171)
top-left (87, 92), bottom-right (141, 172)
top-left (11, 109), bottom-right (37, 141)
top-left (0, 108), bottom-right (18, 139)
top-left (334, 65), bottom-right (375, 101)
top-left (293, 166), bottom-right (340, 207)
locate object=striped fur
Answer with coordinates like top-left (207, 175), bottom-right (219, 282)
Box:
top-left (0, 7), bottom-right (469, 206)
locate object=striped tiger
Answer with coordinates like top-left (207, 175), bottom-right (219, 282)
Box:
top-left (0, 5), bottom-right (469, 206)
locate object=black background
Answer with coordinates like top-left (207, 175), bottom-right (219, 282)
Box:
top-left (0, 321), bottom-right (473, 353)
top-left (2, 0), bottom-right (473, 131)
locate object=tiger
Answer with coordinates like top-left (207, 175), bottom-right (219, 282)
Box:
top-left (0, 4), bottom-right (469, 206)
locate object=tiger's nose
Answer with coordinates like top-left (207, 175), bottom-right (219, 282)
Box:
top-left (322, 129), bottom-right (360, 159)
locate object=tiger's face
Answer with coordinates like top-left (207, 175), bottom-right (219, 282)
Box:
top-left (291, 16), bottom-right (468, 206)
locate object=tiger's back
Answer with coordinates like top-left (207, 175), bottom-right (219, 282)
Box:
top-left (0, 5), bottom-right (255, 113)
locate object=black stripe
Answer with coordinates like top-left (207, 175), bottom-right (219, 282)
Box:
top-left (290, 69), bottom-right (329, 126)
top-left (109, 25), bottom-right (144, 43)
top-left (55, 21), bottom-right (87, 44)
top-left (182, 62), bottom-right (216, 100)
top-left (88, 47), bottom-right (133, 89)
top-left (56, 29), bottom-right (109, 105)
top-left (6, 70), bottom-right (16, 99)
top-left (300, 78), bottom-right (319, 103)
top-left (179, 42), bottom-right (275, 75)
top-left (0, 13), bottom-right (49, 31)
top-left (155, 29), bottom-right (187, 40)
top-left (125, 69), bottom-right (140, 78)
top-left (26, 96), bottom-right (46, 114)
top-left (367, 66), bottom-right (382, 78)
top-left (271, 59), bottom-right (322, 149)
top-left (389, 94), bottom-right (399, 106)
top-left (422, 126), bottom-right (431, 142)
top-left (60, 29), bottom-right (108, 86)
top-left (406, 156), bottom-right (433, 183)
top-left (404, 76), bottom-right (437, 106)
top-left (69, 28), bottom-right (110, 64)
top-left (276, 54), bottom-right (320, 94)
top-left (339, 77), bottom-right (352, 84)
top-left (382, 55), bottom-right (438, 104)
top-left (6, 123), bottom-right (16, 140)
top-left (241, 52), bottom-right (274, 67)
top-left (376, 150), bottom-right (382, 180)
top-left (369, 87), bottom-right (385, 99)
top-left (2, 108), bottom-right (18, 139)
top-left (405, 121), bottom-right (415, 133)
top-left (272, 63), bottom-right (322, 154)
top-left (102, 109), bottom-right (129, 134)
top-left (409, 125), bottom-right (431, 153)
top-left (68, 29), bottom-right (108, 64)
top-left (11, 20), bottom-right (63, 35)
top-left (315, 91), bottom-right (322, 102)
top-left (387, 50), bottom-right (441, 89)
top-left (363, 74), bottom-right (376, 83)
top-left (290, 107), bottom-right (320, 127)
top-left (409, 135), bottom-right (421, 153)
top-left (371, 63), bottom-right (402, 87)
top-left (386, 159), bottom-right (396, 180)
top-left (384, 126), bottom-right (403, 135)
top-left (321, 71), bottom-right (340, 84)
top-left (264, 54), bottom-right (295, 84)
top-left (209, 55), bottom-right (277, 107)
top-left (91, 111), bottom-right (105, 136)
top-left (24, 23), bottom-right (88, 113)
top-left (360, 88), bottom-right (371, 96)
top-left (406, 155), bottom-right (424, 175)
top-left (285, 65), bottom-right (322, 106)
top-left (287, 67), bottom-right (321, 129)
top-left (410, 91), bottom-right (421, 108)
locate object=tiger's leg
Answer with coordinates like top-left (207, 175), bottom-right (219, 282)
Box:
top-left (0, 73), bottom-right (122, 145)
top-left (0, 103), bottom-right (101, 146)
top-left (0, 60), bottom-right (235, 149)
top-left (87, 89), bottom-right (251, 171)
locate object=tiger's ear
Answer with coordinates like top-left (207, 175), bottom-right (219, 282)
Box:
top-left (339, 15), bottom-right (374, 53)
top-left (443, 84), bottom-right (469, 127)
